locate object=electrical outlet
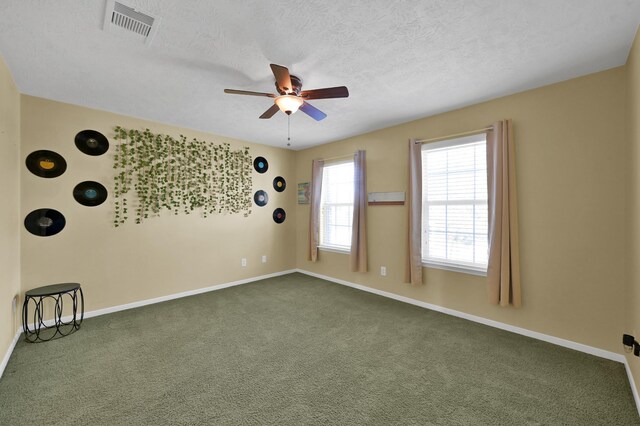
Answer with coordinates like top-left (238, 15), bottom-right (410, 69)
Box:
top-left (623, 334), bottom-right (635, 347)
top-left (262, 255), bottom-right (267, 263)
top-left (241, 258), bottom-right (247, 267)
top-left (380, 266), bottom-right (387, 276)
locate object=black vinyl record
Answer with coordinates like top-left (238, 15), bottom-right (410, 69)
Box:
top-left (25, 150), bottom-right (67, 178)
top-left (273, 176), bottom-right (286, 192)
top-left (24, 208), bottom-right (66, 237)
top-left (253, 156), bottom-right (268, 173)
top-left (75, 130), bottom-right (109, 156)
top-left (273, 208), bottom-right (286, 224)
top-left (253, 190), bottom-right (269, 207)
top-left (73, 181), bottom-right (108, 206)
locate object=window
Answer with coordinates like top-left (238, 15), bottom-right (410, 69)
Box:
top-left (421, 134), bottom-right (488, 275)
top-left (319, 160), bottom-right (354, 251)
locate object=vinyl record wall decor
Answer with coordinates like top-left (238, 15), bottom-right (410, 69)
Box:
top-left (73, 181), bottom-right (108, 207)
top-left (75, 130), bottom-right (109, 156)
top-left (24, 208), bottom-right (66, 237)
top-left (273, 176), bottom-right (286, 192)
top-left (253, 190), bottom-right (268, 207)
top-left (253, 156), bottom-right (268, 173)
top-left (272, 208), bottom-right (286, 224)
top-left (251, 156), bottom-right (287, 222)
top-left (26, 150), bottom-right (67, 178)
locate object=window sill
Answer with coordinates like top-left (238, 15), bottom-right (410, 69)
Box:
top-left (319, 245), bottom-right (351, 255)
top-left (422, 261), bottom-right (487, 277)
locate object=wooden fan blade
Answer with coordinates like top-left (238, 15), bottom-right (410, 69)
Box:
top-left (224, 89), bottom-right (275, 98)
top-left (300, 101), bottom-right (327, 121)
top-left (270, 64), bottom-right (293, 93)
top-left (300, 86), bottom-right (349, 100)
top-left (259, 104), bottom-right (280, 119)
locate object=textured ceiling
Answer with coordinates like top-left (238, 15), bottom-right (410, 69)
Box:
top-left (0, 1), bottom-right (639, 150)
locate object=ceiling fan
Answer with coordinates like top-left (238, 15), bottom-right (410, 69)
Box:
top-left (224, 64), bottom-right (349, 121)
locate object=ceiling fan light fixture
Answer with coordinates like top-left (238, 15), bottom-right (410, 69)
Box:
top-left (275, 95), bottom-right (303, 115)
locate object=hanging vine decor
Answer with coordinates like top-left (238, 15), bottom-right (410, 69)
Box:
top-left (112, 126), bottom-right (252, 226)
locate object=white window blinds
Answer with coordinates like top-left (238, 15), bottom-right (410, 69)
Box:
top-left (421, 135), bottom-right (488, 273)
top-left (319, 160), bottom-right (354, 251)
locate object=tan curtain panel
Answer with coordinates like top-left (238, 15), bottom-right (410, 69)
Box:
top-left (405, 139), bottom-right (423, 285)
top-left (308, 159), bottom-right (325, 262)
top-left (486, 120), bottom-right (522, 307)
top-left (351, 150), bottom-right (368, 272)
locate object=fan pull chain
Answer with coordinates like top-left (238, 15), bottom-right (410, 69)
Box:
top-left (287, 115), bottom-right (291, 147)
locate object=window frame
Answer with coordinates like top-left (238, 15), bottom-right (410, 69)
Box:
top-left (318, 158), bottom-right (355, 253)
top-left (420, 134), bottom-right (488, 276)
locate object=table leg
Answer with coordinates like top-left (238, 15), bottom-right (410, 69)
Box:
top-left (22, 296), bottom-right (30, 337)
top-left (54, 292), bottom-right (64, 336)
top-left (77, 287), bottom-right (84, 325)
top-left (70, 288), bottom-right (84, 330)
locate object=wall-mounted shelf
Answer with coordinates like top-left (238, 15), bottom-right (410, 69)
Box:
top-left (368, 192), bottom-right (405, 206)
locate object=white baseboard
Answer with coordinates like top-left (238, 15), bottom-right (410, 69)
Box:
top-left (76, 269), bottom-right (296, 321)
top-left (296, 269), bottom-right (624, 363)
top-left (624, 358), bottom-right (640, 417)
top-left (0, 329), bottom-right (21, 380)
top-left (1, 269), bottom-right (296, 379)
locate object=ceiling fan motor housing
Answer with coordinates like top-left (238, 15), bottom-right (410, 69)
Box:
top-left (276, 75), bottom-right (303, 95)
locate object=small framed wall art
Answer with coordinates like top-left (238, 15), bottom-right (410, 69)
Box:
top-left (297, 182), bottom-right (310, 204)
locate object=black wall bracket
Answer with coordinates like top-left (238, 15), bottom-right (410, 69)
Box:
top-left (623, 334), bottom-right (640, 356)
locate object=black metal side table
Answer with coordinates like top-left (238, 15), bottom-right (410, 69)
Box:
top-left (22, 283), bottom-right (84, 343)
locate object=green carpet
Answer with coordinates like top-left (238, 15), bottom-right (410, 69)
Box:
top-left (0, 273), bottom-right (637, 425)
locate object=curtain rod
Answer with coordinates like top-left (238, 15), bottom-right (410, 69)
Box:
top-left (317, 153), bottom-right (354, 162)
top-left (416, 126), bottom-right (494, 145)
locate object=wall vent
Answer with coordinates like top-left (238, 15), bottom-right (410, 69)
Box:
top-left (103, 0), bottom-right (160, 46)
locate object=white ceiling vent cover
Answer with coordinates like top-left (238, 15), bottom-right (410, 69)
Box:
top-left (103, 0), bottom-right (161, 46)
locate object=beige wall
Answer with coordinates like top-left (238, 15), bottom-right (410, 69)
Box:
top-left (626, 27), bottom-right (640, 393)
top-left (20, 96), bottom-right (296, 314)
top-left (295, 67), bottom-right (628, 353)
top-left (0, 55), bottom-right (21, 361)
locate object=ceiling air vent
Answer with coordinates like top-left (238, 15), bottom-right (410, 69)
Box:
top-left (103, 0), bottom-right (160, 46)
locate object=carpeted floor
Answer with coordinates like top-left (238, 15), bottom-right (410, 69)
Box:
top-left (0, 272), bottom-right (638, 425)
